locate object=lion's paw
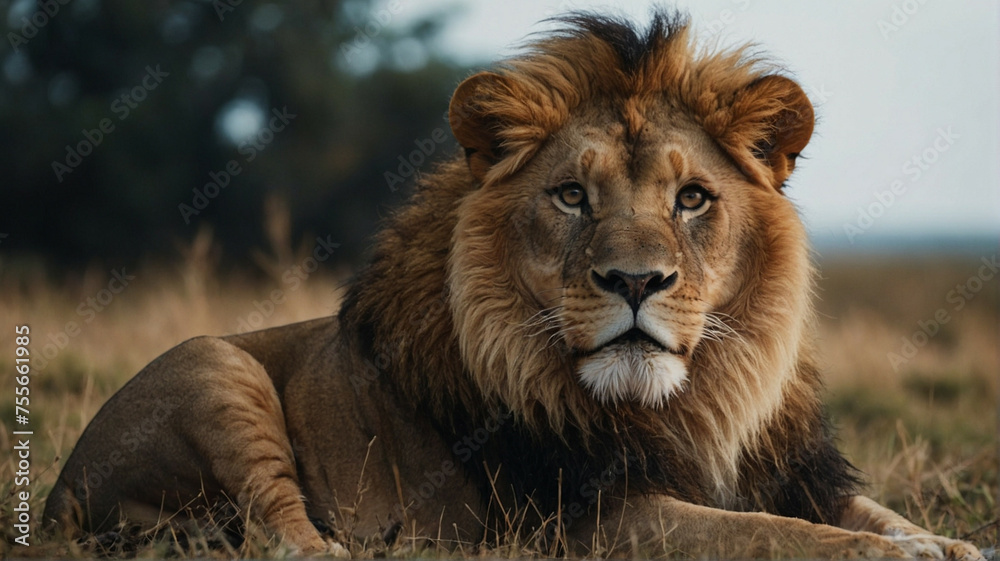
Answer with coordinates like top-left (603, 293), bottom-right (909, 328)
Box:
top-left (885, 529), bottom-right (985, 561)
top-left (285, 536), bottom-right (351, 558)
top-left (944, 541), bottom-right (986, 561)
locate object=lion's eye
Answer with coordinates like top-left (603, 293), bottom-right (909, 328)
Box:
top-left (557, 183), bottom-right (586, 207)
top-left (551, 182), bottom-right (587, 215)
top-left (676, 184), bottom-right (710, 211)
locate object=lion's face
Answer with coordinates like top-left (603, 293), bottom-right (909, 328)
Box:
top-left (457, 104), bottom-right (777, 407)
top-left (445, 29), bottom-right (814, 425)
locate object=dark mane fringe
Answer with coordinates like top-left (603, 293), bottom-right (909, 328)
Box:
top-left (550, 10), bottom-right (689, 76)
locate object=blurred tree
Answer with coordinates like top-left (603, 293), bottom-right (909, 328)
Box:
top-left (0, 0), bottom-right (465, 273)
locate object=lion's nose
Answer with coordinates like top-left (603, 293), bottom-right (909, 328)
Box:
top-left (591, 269), bottom-right (677, 314)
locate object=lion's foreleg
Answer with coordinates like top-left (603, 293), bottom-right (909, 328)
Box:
top-left (839, 495), bottom-right (984, 560)
top-left (187, 342), bottom-right (340, 555)
top-left (571, 495), bottom-right (909, 559)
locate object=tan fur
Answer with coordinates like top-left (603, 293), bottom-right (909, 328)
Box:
top-left (45, 12), bottom-right (983, 560)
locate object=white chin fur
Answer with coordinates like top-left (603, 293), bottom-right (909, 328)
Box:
top-left (577, 346), bottom-right (687, 407)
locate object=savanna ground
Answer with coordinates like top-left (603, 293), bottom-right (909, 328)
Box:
top-left (1, 232), bottom-right (998, 558)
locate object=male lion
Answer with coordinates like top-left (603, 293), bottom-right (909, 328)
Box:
top-left (45, 12), bottom-right (984, 559)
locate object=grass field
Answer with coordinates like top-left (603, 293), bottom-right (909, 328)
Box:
top-left (1, 241), bottom-right (997, 557)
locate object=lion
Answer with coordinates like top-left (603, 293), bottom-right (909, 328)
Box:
top-left (44, 11), bottom-right (984, 559)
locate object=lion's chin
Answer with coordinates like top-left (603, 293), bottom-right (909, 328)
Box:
top-left (576, 344), bottom-right (688, 407)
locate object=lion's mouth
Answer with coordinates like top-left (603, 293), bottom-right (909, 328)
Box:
top-left (587, 328), bottom-right (686, 356)
top-left (613, 328), bottom-right (664, 348)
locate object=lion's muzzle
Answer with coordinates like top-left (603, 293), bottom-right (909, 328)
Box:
top-left (591, 269), bottom-right (678, 314)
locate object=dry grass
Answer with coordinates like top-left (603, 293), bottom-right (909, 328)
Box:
top-left (815, 253), bottom-right (999, 551)
top-left (1, 242), bottom-right (997, 557)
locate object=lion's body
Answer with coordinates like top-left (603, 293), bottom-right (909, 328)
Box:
top-left (44, 317), bottom-right (486, 549)
top-left (46, 12), bottom-right (983, 560)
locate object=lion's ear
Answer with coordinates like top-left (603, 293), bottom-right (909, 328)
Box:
top-left (717, 75), bottom-right (814, 189)
top-left (449, 71), bottom-right (554, 183)
top-left (449, 71), bottom-right (509, 181)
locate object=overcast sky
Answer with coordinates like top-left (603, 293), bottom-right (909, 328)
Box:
top-left (387, 0), bottom-right (999, 247)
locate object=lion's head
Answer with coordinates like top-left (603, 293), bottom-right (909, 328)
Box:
top-left (344, 13), bottom-right (820, 492)
top-left (442, 12), bottom-right (816, 434)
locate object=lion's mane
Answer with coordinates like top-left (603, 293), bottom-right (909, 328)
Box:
top-left (339, 11), bottom-right (859, 526)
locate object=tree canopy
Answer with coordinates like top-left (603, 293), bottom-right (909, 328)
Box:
top-left (1, 0), bottom-right (467, 272)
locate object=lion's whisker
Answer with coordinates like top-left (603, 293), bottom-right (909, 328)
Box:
top-left (700, 312), bottom-right (746, 346)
